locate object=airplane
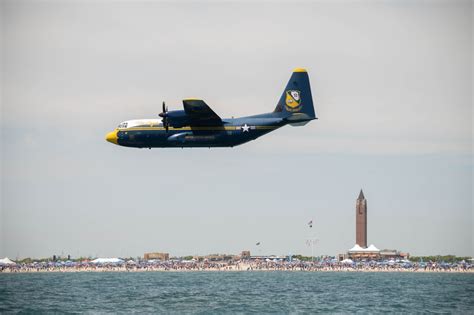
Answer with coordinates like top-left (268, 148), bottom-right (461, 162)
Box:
top-left (105, 68), bottom-right (317, 148)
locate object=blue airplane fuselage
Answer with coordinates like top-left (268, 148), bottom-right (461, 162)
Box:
top-left (111, 115), bottom-right (286, 148)
top-left (105, 68), bottom-right (317, 149)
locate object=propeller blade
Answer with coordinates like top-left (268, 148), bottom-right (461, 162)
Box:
top-left (160, 101), bottom-right (169, 132)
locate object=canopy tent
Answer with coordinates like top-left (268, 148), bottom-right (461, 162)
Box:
top-left (0, 257), bottom-right (16, 265)
top-left (366, 244), bottom-right (380, 252)
top-left (348, 244), bottom-right (365, 252)
top-left (90, 258), bottom-right (124, 264)
top-left (341, 258), bottom-right (354, 264)
top-left (349, 244), bottom-right (381, 253)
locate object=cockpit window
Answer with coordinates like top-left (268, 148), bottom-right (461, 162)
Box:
top-left (118, 122), bottom-right (128, 129)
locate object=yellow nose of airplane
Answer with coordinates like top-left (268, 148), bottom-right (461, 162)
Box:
top-left (105, 130), bottom-right (118, 144)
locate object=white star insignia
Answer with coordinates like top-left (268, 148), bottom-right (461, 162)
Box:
top-left (241, 124), bottom-right (250, 132)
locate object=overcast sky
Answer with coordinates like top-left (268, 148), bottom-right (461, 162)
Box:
top-left (1, 0), bottom-right (472, 259)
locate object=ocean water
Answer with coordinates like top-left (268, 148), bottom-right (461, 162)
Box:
top-left (1, 272), bottom-right (473, 313)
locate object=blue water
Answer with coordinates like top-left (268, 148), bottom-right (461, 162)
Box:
top-left (1, 272), bottom-right (473, 313)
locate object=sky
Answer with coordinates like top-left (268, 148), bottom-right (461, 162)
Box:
top-left (1, 0), bottom-right (472, 259)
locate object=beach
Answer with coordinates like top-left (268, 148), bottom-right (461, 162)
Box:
top-left (2, 260), bottom-right (472, 273)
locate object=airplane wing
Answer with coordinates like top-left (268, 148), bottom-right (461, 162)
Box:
top-left (182, 99), bottom-right (223, 126)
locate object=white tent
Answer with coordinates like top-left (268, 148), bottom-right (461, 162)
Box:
top-left (90, 258), bottom-right (124, 264)
top-left (349, 244), bottom-right (365, 252)
top-left (366, 244), bottom-right (380, 252)
top-left (341, 258), bottom-right (354, 264)
top-left (0, 257), bottom-right (16, 265)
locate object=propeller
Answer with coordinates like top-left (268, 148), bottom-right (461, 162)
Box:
top-left (159, 101), bottom-right (169, 132)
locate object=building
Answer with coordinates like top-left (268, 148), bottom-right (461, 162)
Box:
top-left (241, 251), bottom-right (251, 258)
top-left (338, 189), bottom-right (409, 261)
top-left (380, 249), bottom-right (409, 260)
top-left (144, 252), bottom-right (169, 261)
top-left (356, 189), bottom-right (367, 248)
top-left (348, 244), bottom-right (380, 260)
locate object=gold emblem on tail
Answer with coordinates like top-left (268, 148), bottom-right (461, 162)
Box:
top-left (285, 90), bottom-right (302, 112)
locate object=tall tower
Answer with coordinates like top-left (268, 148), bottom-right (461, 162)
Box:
top-left (356, 189), bottom-right (367, 248)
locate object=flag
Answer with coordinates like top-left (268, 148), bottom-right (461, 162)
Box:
top-left (308, 220), bottom-right (313, 228)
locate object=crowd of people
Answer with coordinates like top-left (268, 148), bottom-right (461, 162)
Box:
top-left (1, 258), bottom-right (472, 273)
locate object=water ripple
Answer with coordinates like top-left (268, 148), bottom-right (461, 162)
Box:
top-left (1, 272), bottom-right (473, 313)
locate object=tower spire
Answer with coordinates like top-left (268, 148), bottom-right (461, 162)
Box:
top-left (356, 189), bottom-right (367, 248)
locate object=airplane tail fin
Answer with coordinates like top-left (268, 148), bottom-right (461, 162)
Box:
top-left (273, 68), bottom-right (317, 126)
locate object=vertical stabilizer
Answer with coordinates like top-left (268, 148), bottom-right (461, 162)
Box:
top-left (273, 68), bottom-right (316, 125)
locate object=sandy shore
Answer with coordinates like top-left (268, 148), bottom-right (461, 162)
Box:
top-left (2, 263), bottom-right (473, 274)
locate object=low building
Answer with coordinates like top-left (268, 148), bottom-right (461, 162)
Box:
top-left (337, 253), bottom-right (349, 261)
top-left (380, 249), bottom-right (409, 260)
top-left (144, 252), bottom-right (169, 261)
top-left (241, 251), bottom-right (251, 259)
top-left (204, 254), bottom-right (236, 261)
top-left (348, 244), bottom-right (381, 260)
top-left (342, 245), bottom-right (409, 261)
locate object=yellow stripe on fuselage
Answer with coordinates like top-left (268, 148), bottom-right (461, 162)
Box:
top-left (119, 126), bottom-right (278, 132)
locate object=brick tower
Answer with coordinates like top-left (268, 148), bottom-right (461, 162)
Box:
top-left (356, 189), bottom-right (367, 248)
